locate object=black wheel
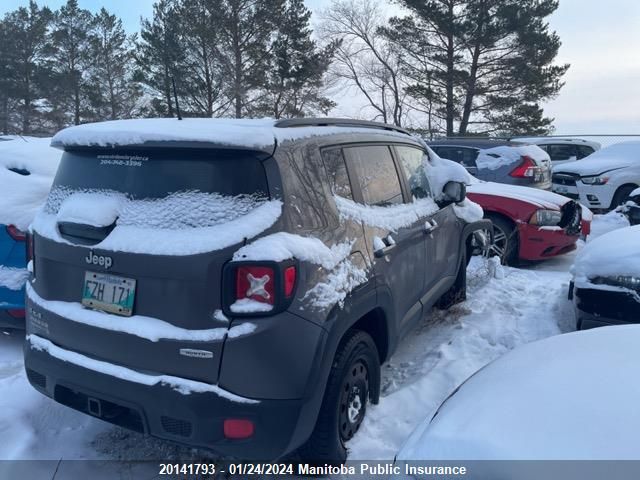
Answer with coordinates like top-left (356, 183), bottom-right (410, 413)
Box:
top-left (611, 185), bottom-right (638, 209)
top-left (298, 330), bottom-right (380, 464)
top-left (485, 214), bottom-right (518, 265)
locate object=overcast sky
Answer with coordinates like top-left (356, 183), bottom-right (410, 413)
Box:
top-left (2, 0), bottom-right (639, 134)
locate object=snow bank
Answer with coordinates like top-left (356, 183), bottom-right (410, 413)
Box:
top-left (51, 118), bottom-right (413, 151)
top-left (233, 233), bottom-right (367, 310)
top-left (0, 266), bottom-right (29, 291)
top-left (572, 224), bottom-right (640, 283)
top-left (475, 145), bottom-right (548, 170)
top-left (0, 137), bottom-right (60, 230)
top-left (26, 283), bottom-right (255, 342)
top-left (34, 189), bottom-right (283, 256)
top-left (397, 325), bottom-right (640, 460)
top-left (27, 334), bottom-right (258, 402)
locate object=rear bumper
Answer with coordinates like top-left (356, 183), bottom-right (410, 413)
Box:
top-left (517, 223), bottom-right (579, 261)
top-left (574, 287), bottom-right (640, 330)
top-left (24, 336), bottom-right (306, 459)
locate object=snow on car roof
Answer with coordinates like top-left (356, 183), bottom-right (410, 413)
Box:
top-left (572, 224), bottom-right (640, 281)
top-left (467, 181), bottom-right (569, 209)
top-left (0, 136), bottom-right (61, 230)
top-left (397, 325), bottom-right (640, 460)
top-left (51, 118), bottom-right (413, 151)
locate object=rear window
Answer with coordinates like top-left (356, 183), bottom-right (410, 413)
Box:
top-left (44, 148), bottom-right (272, 230)
top-left (51, 148), bottom-right (269, 199)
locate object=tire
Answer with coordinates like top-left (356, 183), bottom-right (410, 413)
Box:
top-left (436, 252), bottom-right (467, 309)
top-left (486, 214), bottom-right (518, 266)
top-left (298, 330), bottom-right (380, 464)
top-left (611, 185), bottom-right (638, 209)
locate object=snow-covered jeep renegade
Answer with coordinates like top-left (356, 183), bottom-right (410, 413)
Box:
top-left (24, 118), bottom-right (489, 462)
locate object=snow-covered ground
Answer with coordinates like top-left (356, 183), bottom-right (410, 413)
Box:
top-left (0, 213), bottom-right (629, 464)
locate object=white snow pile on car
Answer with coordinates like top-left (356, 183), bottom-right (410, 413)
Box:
top-left (475, 144), bottom-right (549, 170)
top-left (51, 118), bottom-right (411, 152)
top-left (33, 189), bottom-right (283, 256)
top-left (553, 141), bottom-right (640, 175)
top-left (233, 232), bottom-right (367, 311)
top-left (631, 187), bottom-right (640, 197)
top-left (571, 225), bottom-right (640, 292)
top-left (397, 325), bottom-right (640, 460)
top-left (424, 151), bottom-right (484, 222)
top-left (0, 266), bottom-right (30, 291)
top-left (0, 136), bottom-right (60, 231)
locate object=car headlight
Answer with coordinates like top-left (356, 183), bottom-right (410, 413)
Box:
top-left (592, 276), bottom-right (640, 291)
top-left (581, 175), bottom-right (609, 185)
top-left (529, 209), bottom-right (562, 226)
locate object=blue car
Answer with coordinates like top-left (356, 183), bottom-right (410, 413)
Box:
top-left (0, 224), bottom-right (29, 328)
top-left (0, 136), bottom-right (59, 329)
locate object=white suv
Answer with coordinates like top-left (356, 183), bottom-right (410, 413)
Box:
top-left (552, 141), bottom-right (640, 210)
top-left (517, 138), bottom-right (600, 166)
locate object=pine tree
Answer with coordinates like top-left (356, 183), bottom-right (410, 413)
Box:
top-left (49, 0), bottom-right (95, 126)
top-left (257, 0), bottom-right (336, 118)
top-left (88, 8), bottom-right (139, 120)
top-left (175, 0), bottom-right (227, 116)
top-left (136, 0), bottom-right (184, 117)
top-left (1, 1), bottom-right (52, 134)
top-left (386, 0), bottom-right (568, 135)
top-left (211, 0), bottom-right (283, 118)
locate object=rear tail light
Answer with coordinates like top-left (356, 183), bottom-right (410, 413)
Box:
top-left (7, 309), bottom-right (25, 319)
top-left (223, 419), bottom-right (254, 439)
top-left (236, 266), bottom-right (276, 306)
top-left (26, 232), bottom-right (34, 264)
top-left (6, 225), bottom-right (26, 241)
top-left (509, 156), bottom-right (539, 178)
top-left (224, 261), bottom-right (297, 317)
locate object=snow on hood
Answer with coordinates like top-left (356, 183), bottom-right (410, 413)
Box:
top-left (553, 141), bottom-right (640, 176)
top-left (51, 118), bottom-right (414, 151)
top-left (467, 182), bottom-right (569, 210)
top-left (34, 189), bottom-right (282, 256)
top-left (397, 325), bottom-right (640, 460)
top-left (475, 145), bottom-right (549, 170)
top-left (0, 137), bottom-right (61, 230)
top-left (572, 224), bottom-right (640, 282)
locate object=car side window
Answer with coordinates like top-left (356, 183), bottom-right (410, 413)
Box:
top-left (321, 148), bottom-right (353, 200)
top-left (344, 145), bottom-right (403, 206)
top-left (547, 144), bottom-right (577, 161)
top-left (395, 145), bottom-right (432, 200)
top-left (577, 145), bottom-right (595, 158)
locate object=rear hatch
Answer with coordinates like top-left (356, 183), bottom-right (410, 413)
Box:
top-left (29, 147), bottom-right (278, 384)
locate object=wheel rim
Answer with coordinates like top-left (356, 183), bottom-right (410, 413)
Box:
top-left (339, 359), bottom-right (369, 442)
top-left (487, 225), bottom-right (508, 261)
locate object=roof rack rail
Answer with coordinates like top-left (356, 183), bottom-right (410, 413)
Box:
top-left (274, 118), bottom-right (412, 136)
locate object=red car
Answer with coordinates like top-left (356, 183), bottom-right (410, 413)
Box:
top-left (467, 181), bottom-right (592, 264)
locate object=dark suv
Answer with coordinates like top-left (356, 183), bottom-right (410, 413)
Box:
top-left (24, 118), bottom-right (489, 462)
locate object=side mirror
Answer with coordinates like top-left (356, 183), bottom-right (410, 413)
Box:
top-left (442, 181), bottom-right (466, 204)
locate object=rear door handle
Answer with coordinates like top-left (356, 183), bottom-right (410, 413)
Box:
top-left (424, 220), bottom-right (439, 234)
top-left (374, 244), bottom-right (397, 258)
top-left (373, 235), bottom-right (397, 258)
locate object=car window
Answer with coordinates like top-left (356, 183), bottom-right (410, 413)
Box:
top-left (546, 144), bottom-right (577, 161)
top-left (577, 145), bottom-right (595, 159)
top-left (321, 148), bottom-right (353, 200)
top-left (395, 146), bottom-right (432, 200)
top-left (344, 145), bottom-right (403, 206)
top-left (432, 147), bottom-right (477, 168)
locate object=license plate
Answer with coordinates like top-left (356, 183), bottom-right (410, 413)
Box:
top-left (82, 271), bottom-right (136, 316)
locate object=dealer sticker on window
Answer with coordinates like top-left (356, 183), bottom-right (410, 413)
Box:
top-left (82, 271), bottom-right (136, 316)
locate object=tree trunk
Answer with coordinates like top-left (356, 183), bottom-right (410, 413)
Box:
top-left (445, 2), bottom-right (455, 137)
